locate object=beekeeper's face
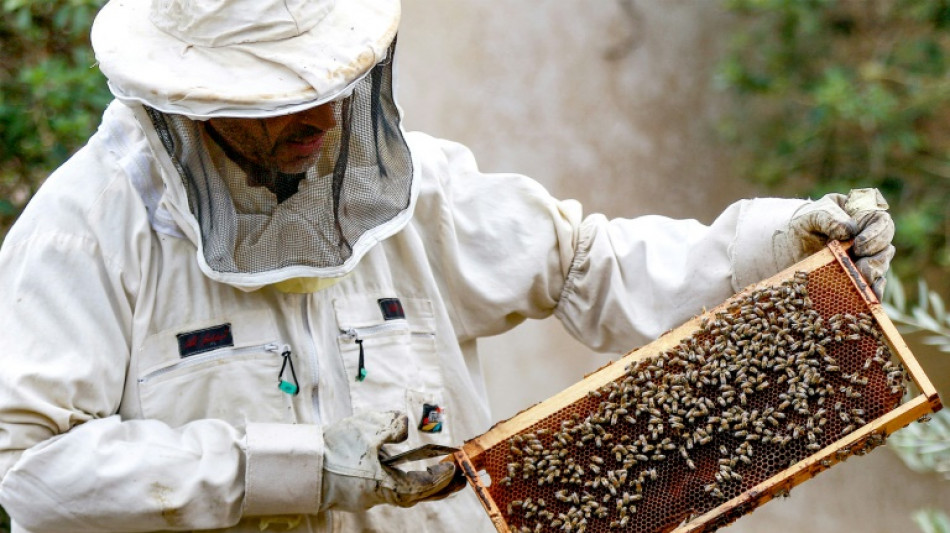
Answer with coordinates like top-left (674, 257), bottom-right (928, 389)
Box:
top-left (207, 103), bottom-right (338, 175)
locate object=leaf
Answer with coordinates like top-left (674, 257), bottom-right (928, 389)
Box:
top-left (912, 306), bottom-right (944, 332)
top-left (889, 271), bottom-right (908, 313)
top-left (911, 305), bottom-right (940, 331)
top-left (932, 290), bottom-right (948, 325)
top-left (922, 335), bottom-right (950, 348)
top-left (2, 0), bottom-right (29, 12)
top-left (0, 199), bottom-right (16, 217)
top-left (890, 410), bottom-right (950, 478)
top-left (897, 325), bottom-right (922, 335)
top-left (914, 509), bottom-right (950, 533)
top-left (883, 302), bottom-right (899, 318)
top-left (919, 278), bottom-right (932, 312)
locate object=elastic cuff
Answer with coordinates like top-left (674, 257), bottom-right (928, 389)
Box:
top-left (243, 423), bottom-right (323, 516)
top-left (553, 214), bottom-right (597, 326)
top-left (731, 198), bottom-right (806, 291)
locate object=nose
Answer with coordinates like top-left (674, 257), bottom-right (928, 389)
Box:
top-left (296, 103), bottom-right (337, 132)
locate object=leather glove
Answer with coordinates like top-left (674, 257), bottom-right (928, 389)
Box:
top-left (772, 188), bottom-right (895, 298)
top-left (319, 410), bottom-right (461, 512)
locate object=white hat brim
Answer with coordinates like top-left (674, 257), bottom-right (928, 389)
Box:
top-left (92, 0), bottom-right (400, 119)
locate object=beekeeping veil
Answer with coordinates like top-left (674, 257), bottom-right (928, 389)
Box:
top-left (91, 0), bottom-right (411, 291)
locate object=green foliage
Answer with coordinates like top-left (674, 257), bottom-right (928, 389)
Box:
top-left (915, 509), bottom-right (950, 533)
top-left (883, 274), bottom-right (950, 530)
top-left (889, 408), bottom-right (950, 479)
top-left (0, 1), bottom-right (109, 526)
top-left (717, 0), bottom-right (950, 277)
top-left (884, 275), bottom-right (950, 353)
top-left (0, 0), bottom-right (111, 237)
top-left (884, 275), bottom-right (950, 478)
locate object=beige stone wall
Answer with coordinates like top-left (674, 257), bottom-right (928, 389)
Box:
top-left (396, 1), bottom-right (949, 531)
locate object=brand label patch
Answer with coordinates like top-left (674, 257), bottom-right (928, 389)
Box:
top-left (418, 403), bottom-right (444, 433)
top-left (177, 324), bottom-right (234, 358)
top-left (378, 298), bottom-right (406, 321)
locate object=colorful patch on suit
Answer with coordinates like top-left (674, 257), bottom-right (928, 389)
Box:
top-left (378, 297), bottom-right (406, 321)
top-left (176, 324), bottom-right (233, 358)
top-left (418, 403), bottom-right (444, 433)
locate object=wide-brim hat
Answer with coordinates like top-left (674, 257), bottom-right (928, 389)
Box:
top-left (92, 0), bottom-right (400, 119)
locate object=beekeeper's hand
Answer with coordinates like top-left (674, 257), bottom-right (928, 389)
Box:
top-left (319, 411), bottom-right (461, 512)
top-left (772, 188), bottom-right (895, 298)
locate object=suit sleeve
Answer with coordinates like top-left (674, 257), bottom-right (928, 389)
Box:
top-left (407, 132), bottom-right (805, 353)
top-left (0, 146), bottom-right (322, 532)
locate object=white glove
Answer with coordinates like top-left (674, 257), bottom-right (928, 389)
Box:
top-left (319, 411), bottom-right (460, 512)
top-left (772, 188), bottom-right (895, 298)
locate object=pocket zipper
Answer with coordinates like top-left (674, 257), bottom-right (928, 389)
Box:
top-left (341, 328), bottom-right (371, 383)
top-left (340, 323), bottom-right (435, 383)
top-left (138, 342), bottom-right (282, 383)
top-left (339, 321), bottom-right (436, 341)
top-left (340, 321), bottom-right (409, 341)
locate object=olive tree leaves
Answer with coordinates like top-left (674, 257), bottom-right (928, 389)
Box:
top-left (883, 273), bottom-right (950, 531)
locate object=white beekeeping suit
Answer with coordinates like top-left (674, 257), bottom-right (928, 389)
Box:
top-left (0, 0), bottom-right (894, 532)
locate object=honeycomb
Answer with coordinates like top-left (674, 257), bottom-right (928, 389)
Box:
top-left (479, 264), bottom-right (908, 533)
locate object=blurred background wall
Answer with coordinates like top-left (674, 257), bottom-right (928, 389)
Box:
top-left (398, 0), bottom-right (752, 421)
top-left (396, 2), bottom-right (950, 532)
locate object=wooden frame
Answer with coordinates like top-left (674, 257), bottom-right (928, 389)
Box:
top-left (454, 242), bottom-right (942, 533)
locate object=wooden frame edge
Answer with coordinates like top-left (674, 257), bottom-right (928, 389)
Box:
top-left (826, 241), bottom-right (942, 410)
top-left (454, 449), bottom-right (511, 533)
top-left (457, 241), bottom-right (943, 532)
top-left (827, 240), bottom-right (877, 306)
top-left (673, 394), bottom-right (935, 532)
top-left (871, 307), bottom-right (941, 408)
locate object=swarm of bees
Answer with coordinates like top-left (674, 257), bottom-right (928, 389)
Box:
top-left (498, 271), bottom-right (907, 533)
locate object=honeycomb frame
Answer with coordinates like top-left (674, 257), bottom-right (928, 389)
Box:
top-left (454, 241), bottom-right (942, 533)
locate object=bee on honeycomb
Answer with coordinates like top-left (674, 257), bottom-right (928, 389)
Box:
top-left (494, 270), bottom-right (905, 533)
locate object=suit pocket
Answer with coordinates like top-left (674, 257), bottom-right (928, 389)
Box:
top-left (334, 295), bottom-right (452, 450)
top-left (135, 312), bottom-right (295, 429)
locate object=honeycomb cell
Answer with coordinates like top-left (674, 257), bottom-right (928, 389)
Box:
top-left (480, 265), bottom-right (904, 533)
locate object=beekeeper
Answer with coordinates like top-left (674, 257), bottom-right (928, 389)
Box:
top-left (0, 1), bottom-right (895, 532)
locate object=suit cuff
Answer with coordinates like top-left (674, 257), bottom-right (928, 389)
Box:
top-left (243, 423), bottom-right (323, 516)
top-left (731, 198), bottom-right (807, 291)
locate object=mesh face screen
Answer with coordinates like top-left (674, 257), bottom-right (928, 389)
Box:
top-left (481, 264), bottom-right (906, 533)
top-left (146, 42), bottom-right (412, 275)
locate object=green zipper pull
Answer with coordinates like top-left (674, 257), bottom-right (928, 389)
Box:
top-left (356, 338), bottom-right (367, 382)
top-left (278, 349), bottom-right (299, 395)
